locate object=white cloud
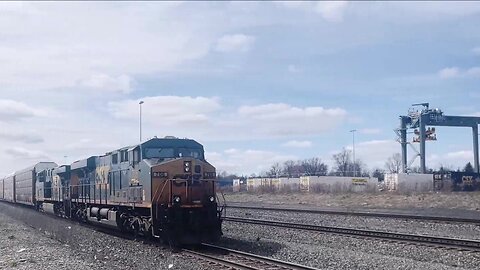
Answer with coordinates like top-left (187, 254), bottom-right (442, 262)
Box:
top-left (359, 128), bottom-right (381, 135)
top-left (314, 1), bottom-right (348, 23)
top-left (81, 74), bottom-right (133, 93)
top-left (0, 99), bottom-right (48, 121)
top-left (438, 66), bottom-right (480, 79)
top-left (288, 64), bottom-right (302, 73)
top-left (282, 140), bottom-right (312, 148)
top-left (341, 139), bottom-right (398, 169)
top-left (466, 67), bottom-right (480, 77)
top-left (472, 47), bottom-right (480, 55)
top-left (236, 103), bottom-right (347, 137)
top-left (438, 67), bottom-right (461, 79)
top-left (207, 148), bottom-right (297, 175)
top-left (429, 150), bottom-right (473, 169)
top-left (107, 97), bottom-right (347, 141)
top-left (0, 131), bottom-right (43, 144)
top-left (215, 34), bottom-right (255, 53)
top-left (5, 147), bottom-right (49, 160)
top-left (0, 3), bottom-right (228, 92)
top-left (108, 96), bottom-right (221, 126)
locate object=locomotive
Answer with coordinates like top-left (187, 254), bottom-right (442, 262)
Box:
top-left (0, 137), bottom-right (223, 245)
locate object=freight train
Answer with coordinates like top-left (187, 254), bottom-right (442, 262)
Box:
top-left (0, 137), bottom-right (223, 245)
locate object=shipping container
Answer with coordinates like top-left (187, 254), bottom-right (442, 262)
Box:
top-left (384, 173), bottom-right (433, 192)
top-left (433, 172), bottom-right (480, 191)
top-left (300, 176), bottom-right (377, 193)
top-left (232, 179), bottom-right (240, 192)
top-left (278, 177), bottom-right (301, 192)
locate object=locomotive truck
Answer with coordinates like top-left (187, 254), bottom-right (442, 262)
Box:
top-left (0, 137), bottom-right (223, 245)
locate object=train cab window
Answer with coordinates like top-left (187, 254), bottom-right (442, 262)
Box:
top-left (178, 148), bottom-right (204, 159)
top-left (144, 148), bottom-right (174, 159)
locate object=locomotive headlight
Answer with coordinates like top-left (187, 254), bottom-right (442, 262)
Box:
top-left (209, 196), bottom-right (215, 202)
top-left (184, 161), bottom-right (191, 173)
top-left (173, 196), bottom-right (181, 204)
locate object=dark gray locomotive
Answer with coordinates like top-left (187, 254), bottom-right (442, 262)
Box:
top-left (0, 137), bottom-right (223, 245)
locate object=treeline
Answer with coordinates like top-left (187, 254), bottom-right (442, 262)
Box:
top-left (217, 151), bottom-right (479, 183)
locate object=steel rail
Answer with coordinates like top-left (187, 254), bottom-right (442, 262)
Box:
top-left (226, 204), bottom-right (480, 224)
top-left (224, 216), bottom-right (480, 251)
top-left (183, 243), bottom-right (318, 270)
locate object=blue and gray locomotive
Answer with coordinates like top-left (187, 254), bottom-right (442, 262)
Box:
top-left (0, 137), bottom-right (223, 245)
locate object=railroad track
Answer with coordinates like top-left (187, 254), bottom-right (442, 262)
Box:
top-left (226, 204), bottom-right (480, 224)
top-left (183, 243), bottom-right (317, 270)
top-left (224, 216), bottom-right (480, 251)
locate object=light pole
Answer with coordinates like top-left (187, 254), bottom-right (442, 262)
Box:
top-left (350, 129), bottom-right (357, 177)
top-left (139, 101), bottom-right (144, 142)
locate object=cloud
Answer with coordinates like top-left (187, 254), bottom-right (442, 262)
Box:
top-left (0, 3), bottom-right (225, 92)
top-left (467, 67), bottom-right (480, 77)
top-left (0, 99), bottom-right (47, 121)
top-left (282, 140), bottom-right (313, 148)
top-left (108, 96), bottom-right (221, 126)
top-left (287, 65), bottom-right (302, 73)
top-left (429, 150), bottom-right (473, 169)
top-left (314, 1), bottom-right (348, 22)
top-left (438, 66), bottom-right (480, 79)
top-left (236, 103), bottom-right (347, 137)
top-left (278, 1), bottom-right (348, 23)
top-left (473, 47), bottom-right (480, 55)
top-left (207, 148), bottom-right (297, 175)
top-left (5, 147), bottom-right (49, 160)
top-left (359, 128), bottom-right (382, 135)
top-left (107, 97), bottom-right (347, 141)
top-left (438, 67), bottom-right (461, 79)
top-left (341, 139), bottom-right (398, 169)
top-left (80, 74), bottom-right (133, 93)
top-left (0, 131), bottom-right (43, 144)
top-left (215, 34), bottom-right (255, 53)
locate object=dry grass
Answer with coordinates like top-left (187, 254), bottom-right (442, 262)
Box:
top-left (223, 191), bottom-right (480, 211)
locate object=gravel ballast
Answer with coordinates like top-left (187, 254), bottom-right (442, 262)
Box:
top-left (3, 200), bottom-right (479, 270)
top-left (219, 221), bottom-right (480, 269)
top-left (0, 202), bottom-right (202, 270)
top-left (225, 207), bottom-right (480, 241)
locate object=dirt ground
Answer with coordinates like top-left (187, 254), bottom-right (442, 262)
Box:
top-left (223, 192), bottom-right (480, 211)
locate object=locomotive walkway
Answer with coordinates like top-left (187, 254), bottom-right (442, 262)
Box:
top-left (223, 216), bottom-right (480, 251)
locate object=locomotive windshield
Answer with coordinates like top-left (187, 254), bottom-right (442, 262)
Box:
top-left (144, 148), bottom-right (175, 159)
top-left (144, 147), bottom-right (204, 159)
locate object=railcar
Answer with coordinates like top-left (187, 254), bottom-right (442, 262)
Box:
top-left (1, 137), bottom-right (222, 245)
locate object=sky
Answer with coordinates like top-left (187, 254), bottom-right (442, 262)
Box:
top-left (0, 1), bottom-right (480, 176)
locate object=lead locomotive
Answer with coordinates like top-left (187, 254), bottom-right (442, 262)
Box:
top-left (1, 137), bottom-right (223, 245)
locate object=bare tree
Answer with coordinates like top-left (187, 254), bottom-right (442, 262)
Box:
top-left (332, 148), bottom-right (351, 176)
top-left (283, 160), bottom-right (296, 177)
top-left (267, 162), bottom-right (282, 177)
top-left (385, 153), bottom-right (402, 173)
top-left (302, 157), bottom-right (328, 176)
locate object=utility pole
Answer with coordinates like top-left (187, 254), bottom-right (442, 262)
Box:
top-left (139, 101), bottom-right (144, 142)
top-left (350, 129), bottom-right (357, 177)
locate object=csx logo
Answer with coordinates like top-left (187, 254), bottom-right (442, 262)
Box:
top-left (462, 176), bottom-right (474, 186)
